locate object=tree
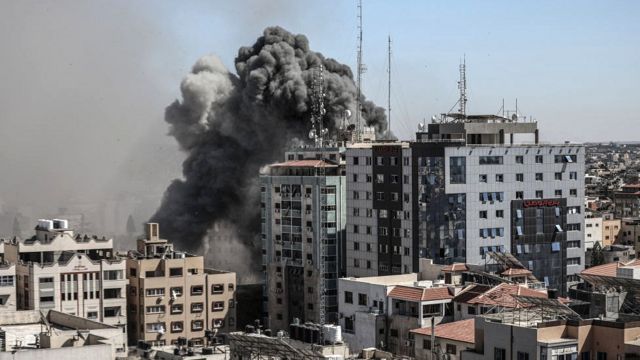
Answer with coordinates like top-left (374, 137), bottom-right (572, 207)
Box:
top-left (591, 241), bottom-right (605, 267)
top-left (126, 215), bottom-right (136, 236)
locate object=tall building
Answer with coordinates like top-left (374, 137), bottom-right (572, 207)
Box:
top-left (3, 219), bottom-right (127, 327)
top-left (126, 223), bottom-right (236, 347)
top-left (347, 115), bottom-right (585, 294)
top-left (260, 147), bottom-right (347, 331)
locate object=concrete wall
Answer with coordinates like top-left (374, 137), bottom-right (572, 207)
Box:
top-left (0, 344), bottom-right (112, 360)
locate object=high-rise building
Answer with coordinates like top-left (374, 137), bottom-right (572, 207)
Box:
top-left (3, 219), bottom-right (127, 327)
top-left (260, 147), bottom-right (347, 331)
top-left (347, 115), bottom-right (585, 294)
top-left (126, 223), bottom-right (236, 346)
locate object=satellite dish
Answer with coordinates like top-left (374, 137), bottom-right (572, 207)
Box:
top-left (418, 123), bottom-right (425, 131)
top-left (309, 129), bottom-right (316, 139)
top-left (431, 115), bottom-right (437, 123)
top-left (345, 109), bottom-right (352, 118)
top-left (511, 113), bottom-right (518, 122)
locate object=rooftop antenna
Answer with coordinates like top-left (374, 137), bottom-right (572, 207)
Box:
top-left (387, 34), bottom-right (392, 139)
top-left (355, 0), bottom-right (366, 140)
top-left (309, 64), bottom-right (327, 147)
top-left (458, 55), bottom-right (467, 119)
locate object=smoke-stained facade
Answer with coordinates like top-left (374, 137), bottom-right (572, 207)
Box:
top-left (151, 27), bottom-right (386, 279)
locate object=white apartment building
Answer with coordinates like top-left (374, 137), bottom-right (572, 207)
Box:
top-left (3, 219), bottom-right (127, 329)
top-left (585, 214), bottom-right (603, 249)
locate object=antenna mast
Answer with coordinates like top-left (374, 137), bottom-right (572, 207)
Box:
top-left (458, 55), bottom-right (467, 119)
top-left (387, 35), bottom-right (392, 139)
top-left (309, 65), bottom-right (327, 147)
top-left (355, 0), bottom-right (366, 140)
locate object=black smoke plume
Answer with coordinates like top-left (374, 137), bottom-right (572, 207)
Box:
top-left (151, 26), bottom-right (386, 281)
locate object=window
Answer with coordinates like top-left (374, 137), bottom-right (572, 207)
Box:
top-left (169, 268), bottom-right (183, 277)
top-left (446, 344), bottom-right (457, 354)
top-left (391, 174), bottom-right (399, 184)
top-left (171, 304), bottom-right (183, 314)
top-left (191, 302), bottom-right (204, 313)
top-left (555, 172), bottom-right (562, 180)
top-left (103, 270), bottom-right (123, 280)
top-left (146, 305), bottom-right (165, 314)
top-left (516, 191), bottom-right (524, 200)
top-left (535, 155), bottom-right (543, 163)
top-left (496, 210), bottom-right (504, 218)
top-left (146, 288), bottom-right (165, 297)
top-left (129, 268), bottom-right (137, 277)
top-left (479, 211), bottom-right (488, 219)
top-left (567, 240), bottom-right (580, 248)
top-left (379, 227), bottom-right (388, 236)
top-left (353, 191), bottom-right (360, 200)
top-left (555, 154), bottom-right (577, 163)
top-left (536, 190), bottom-right (544, 199)
top-left (212, 301), bottom-right (225, 311)
top-left (567, 223), bottom-right (581, 231)
top-left (570, 171), bottom-right (578, 180)
top-left (570, 189), bottom-right (577, 197)
top-left (191, 285), bottom-right (203, 295)
top-left (552, 242), bottom-right (561, 252)
top-left (517, 352), bottom-right (530, 360)
top-left (555, 189), bottom-right (562, 197)
top-left (147, 322), bottom-right (165, 333)
top-left (39, 277), bottom-right (53, 283)
top-left (423, 339), bottom-right (431, 350)
top-left (376, 156), bottom-right (385, 165)
top-left (104, 306), bottom-right (121, 318)
top-left (39, 296), bottom-right (54, 303)
top-left (170, 287), bottom-right (183, 297)
top-left (213, 318), bottom-right (225, 328)
top-left (345, 291), bottom-right (353, 304)
top-left (376, 174), bottom-right (385, 183)
top-left (516, 155), bottom-right (524, 164)
top-left (468, 306), bottom-right (476, 315)
top-left (495, 348), bottom-right (506, 360)
top-left (104, 288), bottom-right (121, 299)
top-left (479, 174), bottom-right (488, 183)
top-left (211, 284), bottom-right (224, 294)
top-left (358, 293), bottom-right (367, 306)
top-left (87, 311), bottom-right (98, 320)
top-left (567, 257), bottom-right (581, 266)
top-left (171, 321), bottom-right (183, 333)
top-left (596, 352), bottom-right (607, 360)
top-left (352, 156), bottom-right (359, 165)
top-left (390, 329), bottom-right (398, 337)
top-left (191, 320), bottom-right (204, 331)
top-left (535, 173), bottom-right (543, 181)
top-left (450, 156), bottom-right (466, 184)
top-left (379, 210), bottom-right (388, 218)
top-left (376, 192), bottom-right (384, 201)
top-left (479, 156), bottom-right (503, 165)
top-left (495, 174), bottom-right (504, 182)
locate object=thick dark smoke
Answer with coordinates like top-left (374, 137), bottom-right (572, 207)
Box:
top-left (151, 26), bottom-right (386, 281)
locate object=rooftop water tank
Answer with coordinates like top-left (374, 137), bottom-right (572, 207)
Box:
top-left (322, 324), bottom-right (342, 344)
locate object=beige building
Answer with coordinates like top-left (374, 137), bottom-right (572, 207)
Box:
top-left (127, 223), bottom-right (236, 347)
top-left (602, 214), bottom-right (621, 246)
top-left (0, 239), bottom-right (17, 312)
top-left (2, 219), bottom-right (127, 328)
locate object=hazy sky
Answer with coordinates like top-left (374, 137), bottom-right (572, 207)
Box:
top-left (1, 0), bottom-right (638, 209)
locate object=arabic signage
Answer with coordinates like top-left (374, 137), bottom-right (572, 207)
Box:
top-left (523, 199), bottom-right (561, 208)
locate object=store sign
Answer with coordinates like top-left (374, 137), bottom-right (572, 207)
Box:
top-left (523, 199), bottom-right (561, 208)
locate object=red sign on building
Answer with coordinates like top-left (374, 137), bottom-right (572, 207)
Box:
top-left (523, 199), bottom-right (561, 208)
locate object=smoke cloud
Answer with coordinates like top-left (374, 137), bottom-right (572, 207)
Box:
top-left (151, 26), bottom-right (386, 281)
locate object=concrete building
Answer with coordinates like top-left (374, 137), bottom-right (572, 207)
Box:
top-left (603, 214), bottom-right (622, 246)
top-left (0, 309), bottom-right (127, 360)
top-left (260, 147), bottom-right (347, 331)
top-left (338, 273), bottom-right (417, 353)
top-left (2, 219), bottom-right (127, 328)
top-left (614, 183), bottom-right (640, 218)
top-left (346, 116), bottom-right (585, 294)
top-left (0, 242), bottom-right (17, 312)
top-left (411, 318), bottom-right (475, 360)
top-left (462, 316), bottom-right (640, 360)
top-left (127, 223), bottom-right (236, 347)
top-left (620, 218), bottom-right (640, 250)
top-left (585, 244), bottom-right (635, 267)
top-left (584, 214), bottom-right (603, 250)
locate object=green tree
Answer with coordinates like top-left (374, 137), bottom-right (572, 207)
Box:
top-left (591, 241), bottom-right (605, 267)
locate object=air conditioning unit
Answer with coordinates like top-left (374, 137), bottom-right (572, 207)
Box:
top-left (307, 260), bottom-right (313, 265)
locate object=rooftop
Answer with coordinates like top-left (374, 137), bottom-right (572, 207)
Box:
top-left (410, 318), bottom-right (475, 344)
top-left (388, 285), bottom-right (453, 302)
top-left (455, 283), bottom-right (547, 308)
top-left (442, 263), bottom-right (469, 272)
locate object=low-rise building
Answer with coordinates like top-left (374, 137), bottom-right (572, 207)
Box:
top-left (2, 219), bottom-right (127, 328)
top-left (584, 214), bottom-right (603, 250)
top-left (0, 260), bottom-right (16, 313)
top-left (602, 214), bottom-right (621, 246)
top-left (452, 283), bottom-right (548, 321)
top-left (126, 223), bottom-right (236, 347)
top-left (620, 218), bottom-right (640, 251)
top-left (411, 318), bottom-right (475, 360)
top-left (614, 183), bottom-right (640, 218)
top-left (462, 316), bottom-right (640, 360)
top-left (0, 309), bottom-right (127, 359)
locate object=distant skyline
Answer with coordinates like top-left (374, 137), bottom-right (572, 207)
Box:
top-left (0, 0), bottom-right (638, 209)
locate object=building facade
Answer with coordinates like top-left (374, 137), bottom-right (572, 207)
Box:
top-left (614, 184), bottom-right (640, 218)
top-left (346, 116), bottom-right (585, 293)
top-left (3, 219), bottom-right (127, 328)
top-left (127, 223), bottom-right (236, 346)
top-left (260, 148), bottom-right (347, 331)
